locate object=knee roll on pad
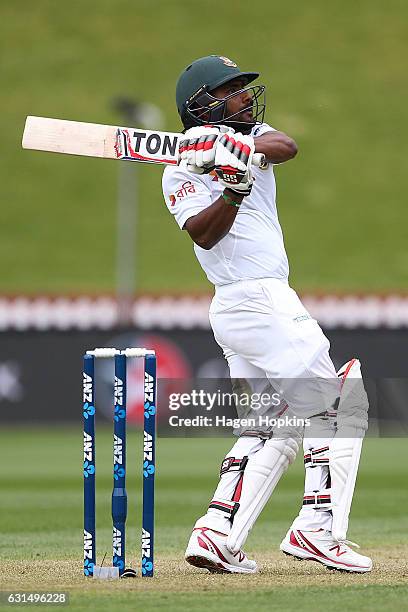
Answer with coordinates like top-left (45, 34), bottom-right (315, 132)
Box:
top-left (274, 437), bottom-right (299, 465)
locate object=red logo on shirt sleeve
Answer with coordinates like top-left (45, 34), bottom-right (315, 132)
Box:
top-left (175, 180), bottom-right (196, 199)
top-left (169, 181), bottom-right (197, 207)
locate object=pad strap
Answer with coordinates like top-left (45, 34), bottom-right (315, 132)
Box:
top-left (220, 456), bottom-right (248, 476)
top-left (208, 498), bottom-right (240, 520)
top-left (303, 489), bottom-right (332, 510)
top-left (240, 430), bottom-right (274, 439)
top-left (304, 446), bottom-right (330, 467)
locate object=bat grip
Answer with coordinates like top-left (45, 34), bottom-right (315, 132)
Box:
top-left (252, 153), bottom-right (265, 167)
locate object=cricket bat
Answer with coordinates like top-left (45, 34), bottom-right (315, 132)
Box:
top-left (22, 116), bottom-right (265, 167)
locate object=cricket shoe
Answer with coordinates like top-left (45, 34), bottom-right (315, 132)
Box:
top-left (280, 529), bottom-right (372, 573)
top-left (185, 527), bottom-right (257, 574)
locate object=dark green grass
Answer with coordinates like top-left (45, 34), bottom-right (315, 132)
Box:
top-left (64, 585), bottom-right (408, 612)
top-left (0, 428), bottom-right (407, 610)
top-left (1, 0), bottom-right (408, 293)
top-left (3, 587), bottom-right (408, 612)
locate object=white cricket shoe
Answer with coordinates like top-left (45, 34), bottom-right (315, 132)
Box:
top-left (280, 528), bottom-right (372, 573)
top-left (185, 527), bottom-right (257, 574)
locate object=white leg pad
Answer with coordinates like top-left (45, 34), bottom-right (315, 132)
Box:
top-left (331, 437), bottom-right (363, 541)
top-left (227, 434), bottom-right (300, 553)
top-left (331, 359), bottom-right (369, 541)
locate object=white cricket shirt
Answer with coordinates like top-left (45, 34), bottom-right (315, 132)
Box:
top-left (162, 123), bottom-right (289, 287)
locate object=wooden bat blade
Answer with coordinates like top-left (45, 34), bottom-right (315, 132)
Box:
top-left (22, 116), bottom-right (118, 159)
top-left (22, 116), bottom-right (180, 165)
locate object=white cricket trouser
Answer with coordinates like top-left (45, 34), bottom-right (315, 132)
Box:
top-left (209, 278), bottom-right (339, 419)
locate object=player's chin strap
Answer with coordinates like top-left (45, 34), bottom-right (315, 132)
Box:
top-left (304, 359), bottom-right (369, 542)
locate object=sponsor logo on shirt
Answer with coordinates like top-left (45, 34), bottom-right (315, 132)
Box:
top-left (169, 181), bottom-right (196, 206)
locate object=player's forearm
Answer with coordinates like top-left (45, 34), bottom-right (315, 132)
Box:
top-left (254, 131), bottom-right (298, 164)
top-left (184, 190), bottom-right (243, 250)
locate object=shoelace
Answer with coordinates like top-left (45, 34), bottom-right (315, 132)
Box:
top-left (337, 539), bottom-right (360, 549)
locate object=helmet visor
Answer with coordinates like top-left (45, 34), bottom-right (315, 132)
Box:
top-left (185, 84), bottom-right (266, 129)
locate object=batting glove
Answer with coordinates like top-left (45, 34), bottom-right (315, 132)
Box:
top-left (179, 125), bottom-right (234, 174)
top-left (214, 132), bottom-right (255, 196)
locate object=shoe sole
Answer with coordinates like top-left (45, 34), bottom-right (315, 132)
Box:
top-left (280, 542), bottom-right (372, 573)
top-left (186, 554), bottom-right (231, 574)
top-left (185, 549), bottom-right (257, 574)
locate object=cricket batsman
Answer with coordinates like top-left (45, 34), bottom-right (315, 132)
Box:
top-left (162, 55), bottom-right (371, 574)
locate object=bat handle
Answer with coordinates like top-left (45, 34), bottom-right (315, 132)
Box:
top-left (252, 153), bottom-right (266, 167)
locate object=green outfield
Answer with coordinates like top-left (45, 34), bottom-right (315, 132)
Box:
top-left (1, 428), bottom-right (407, 611)
top-left (1, 0), bottom-right (408, 294)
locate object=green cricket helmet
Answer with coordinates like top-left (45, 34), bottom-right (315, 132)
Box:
top-left (176, 55), bottom-right (265, 131)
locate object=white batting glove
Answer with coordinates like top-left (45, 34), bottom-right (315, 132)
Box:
top-left (214, 132), bottom-right (255, 195)
top-left (179, 125), bottom-right (234, 174)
